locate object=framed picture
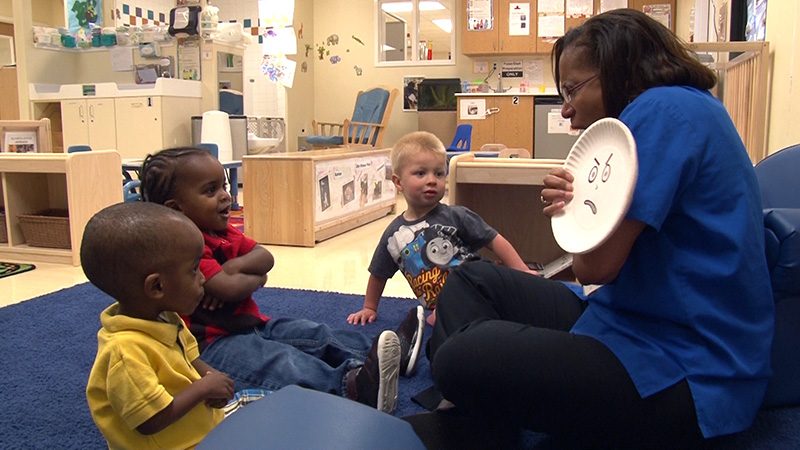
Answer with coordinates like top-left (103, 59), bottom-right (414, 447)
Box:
top-left (0, 119), bottom-right (53, 153)
top-left (403, 75), bottom-right (425, 111)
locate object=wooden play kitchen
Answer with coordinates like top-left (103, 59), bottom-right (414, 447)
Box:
top-left (243, 148), bottom-right (396, 247)
top-left (0, 150), bottom-right (122, 265)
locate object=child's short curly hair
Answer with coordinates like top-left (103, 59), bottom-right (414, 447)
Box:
top-left (140, 147), bottom-right (216, 204)
top-left (391, 131), bottom-right (447, 176)
top-left (80, 202), bottom-right (197, 302)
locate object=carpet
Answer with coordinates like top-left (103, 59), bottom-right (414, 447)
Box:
top-left (0, 262), bottom-right (35, 279)
top-left (1, 284), bottom-right (798, 449)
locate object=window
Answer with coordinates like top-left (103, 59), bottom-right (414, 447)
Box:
top-left (375, 0), bottom-right (456, 66)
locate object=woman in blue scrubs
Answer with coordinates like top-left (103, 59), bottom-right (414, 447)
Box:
top-left (425, 8), bottom-right (774, 448)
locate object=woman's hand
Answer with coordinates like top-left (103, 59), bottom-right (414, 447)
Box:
top-left (541, 167), bottom-right (575, 217)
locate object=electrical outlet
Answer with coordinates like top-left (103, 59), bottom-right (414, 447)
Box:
top-left (492, 62), bottom-right (498, 70)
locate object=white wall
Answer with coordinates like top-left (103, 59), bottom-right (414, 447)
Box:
top-left (764, 0), bottom-right (800, 154)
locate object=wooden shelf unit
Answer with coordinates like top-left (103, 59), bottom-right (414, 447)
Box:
top-left (448, 152), bottom-right (566, 266)
top-left (0, 150), bottom-right (122, 265)
top-left (243, 148), bottom-right (396, 247)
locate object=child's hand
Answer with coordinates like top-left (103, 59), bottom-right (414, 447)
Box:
top-left (347, 308), bottom-right (377, 325)
top-left (197, 370), bottom-right (234, 404)
top-left (201, 293), bottom-right (225, 311)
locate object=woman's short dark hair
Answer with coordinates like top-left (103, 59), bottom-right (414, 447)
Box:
top-left (551, 8), bottom-right (717, 117)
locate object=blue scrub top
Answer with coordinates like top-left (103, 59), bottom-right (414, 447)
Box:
top-left (570, 86), bottom-right (774, 438)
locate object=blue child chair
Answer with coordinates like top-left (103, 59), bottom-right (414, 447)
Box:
top-left (446, 124), bottom-right (472, 152)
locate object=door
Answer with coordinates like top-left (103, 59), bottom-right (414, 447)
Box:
top-left (87, 99), bottom-right (117, 151)
top-left (61, 100), bottom-right (89, 150)
top-left (459, 96), bottom-right (495, 151)
top-left (494, 95), bottom-right (534, 150)
top-left (461, 0), bottom-right (498, 55)
top-left (115, 96), bottom-right (163, 159)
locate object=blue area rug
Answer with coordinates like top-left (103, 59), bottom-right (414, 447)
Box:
top-left (0, 283), bottom-right (798, 449)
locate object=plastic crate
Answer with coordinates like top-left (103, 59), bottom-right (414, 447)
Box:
top-left (18, 209), bottom-right (71, 249)
top-left (247, 116), bottom-right (286, 154)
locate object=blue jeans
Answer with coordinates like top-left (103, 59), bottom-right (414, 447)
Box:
top-left (200, 317), bottom-right (373, 396)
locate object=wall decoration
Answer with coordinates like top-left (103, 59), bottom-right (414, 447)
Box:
top-left (261, 55), bottom-right (297, 87)
top-left (354, 65), bottom-right (363, 76)
top-left (330, 55), bottom-right (341, 64)
top-left (301, 61), bottom-right (308, 72)
top-left (403, 75), bottom-right (425, 111)
top-left (305, 44), bottom-right (312, 57)
top-left (67, 0), bottom-right (103, 35)
top-left (326, 34), bottom-right (339, 45)
top-left (317, 43), bottom-right (327, 59)
top-left (352, 35), bottom-right (364, 45)
top-left (298, 23), bottom-right (304, 39)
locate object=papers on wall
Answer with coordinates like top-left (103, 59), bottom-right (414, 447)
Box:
top-left (538, 0), bottom-right (565, 38)
top-left (600, 0), bottom-right (627, 13)
top-left (467, 0), bottom-right (494, 31)
top-left (508, 3), bottom-right (530, 36)
top-left (643, 4), bottom-right (671, 29)
top-left (110, 46), bottom-right (134, 72)
top-left (459, 98), bottom-right (487, 120)
top-left (566, 0), bottom-right (593, 18)
top-left (261, 55), bottom-right (296, 88)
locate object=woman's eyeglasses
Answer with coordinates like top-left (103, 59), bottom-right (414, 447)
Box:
top-left (560, 74), bottom-right (599, 104)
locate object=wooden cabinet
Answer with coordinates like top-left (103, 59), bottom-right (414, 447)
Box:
top-left (61, 98), bottom-right (117, 151)
top-left (458, 94), bottom-right (534, 152)
top-left (462, 0), bottom-right (536, 55)
top-left (448, 153), bottom-right (567, 267)
top-left (0, 150), bottom-right (122, 265)
top-left (114, 95), bottom-right (201, 159)
top-left (461, 0), bottom-right (675, 56)
top-left (243, 148), bottom-right (396, 247)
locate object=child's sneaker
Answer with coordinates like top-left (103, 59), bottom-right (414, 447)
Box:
top-left (346, 330), bottom-right (401, 413)
top-left (396, 305), bottom-right (425, 377)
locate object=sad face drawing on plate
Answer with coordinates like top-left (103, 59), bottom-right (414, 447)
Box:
top-left (578, 151), bottom-right (613, 220)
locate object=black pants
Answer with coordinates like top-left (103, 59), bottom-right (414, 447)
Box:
top-left (426, 261), bottom-right (705, 449)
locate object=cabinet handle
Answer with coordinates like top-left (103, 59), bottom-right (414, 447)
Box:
top-left (485, 107), bottom-right (500, 117)
top-left (79, 104), bottom-right (85, 120)
top-left (88, 104), bottom-right (95, 122)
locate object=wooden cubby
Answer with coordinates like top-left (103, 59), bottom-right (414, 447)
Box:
top-left (0, 150), bottom-right (122, 265)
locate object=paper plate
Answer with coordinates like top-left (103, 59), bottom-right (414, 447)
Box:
top-left (551, 118), bottom-right (638, 254)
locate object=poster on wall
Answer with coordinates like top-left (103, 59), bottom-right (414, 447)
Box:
top-left (178, 40), bottom-right (201, 81)
top-left (403, 76), bottom-right (425, 111)
top-left (508, 3), bottom-right (530, 36)
top-left (467, 0), bottom-right (494, 30)
top-left (66, 0), bottom-right (103, 35)
top-left (315, 155), bottom-right (395, 224)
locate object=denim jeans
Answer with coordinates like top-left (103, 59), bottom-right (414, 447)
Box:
top-left (200, 317), bottom-right (373, 396)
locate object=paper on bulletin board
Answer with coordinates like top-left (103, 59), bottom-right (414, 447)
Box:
top-left (460, 98), bottom-right (487, 120)
top-left (600, 0), bottom-right (627, 13)
top-left (537, 0), bottom-right (563, 14)
top-left (467, 0), bottom-right (493, 30)
top-left (508, 3), bottom-right (530, 36)
top-left (566, 0), bottom-right (593, 18)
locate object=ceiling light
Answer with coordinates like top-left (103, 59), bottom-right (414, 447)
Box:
top-left (432, 19), bottom-right (452, 33)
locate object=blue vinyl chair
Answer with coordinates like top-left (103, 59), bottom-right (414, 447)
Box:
top-left (68, 145), bottom-right (141, 202)
top-left (219, 89), bottom-right (244, 115)
top-left (307, 87), bottom-right (399, 149)
top-left (754, 143), bottom-right (800, 408)
top-left (446, 124), bottom-right (472, 152)
top-left (197, 142), bottom-right (220, 159)
top-left (198, 385), bottom-right (425, 450)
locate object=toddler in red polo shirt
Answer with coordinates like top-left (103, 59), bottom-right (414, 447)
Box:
top-left (140, 147), bottom-right (425, 414)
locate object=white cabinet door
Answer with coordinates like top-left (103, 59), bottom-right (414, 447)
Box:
top-left (61, 100), bottom-right (90, 150)
top-left (115, 96), bottom-right (163, 159)
top-left (87, 99), bottom-right (117, 151)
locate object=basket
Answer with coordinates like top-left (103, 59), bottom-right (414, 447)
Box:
top-left (247, 116), bottom-right (286, 153)
top-left (0, 209), bottom-right (7, 243)
top-left (18, 209), bottom-right (71, 249)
